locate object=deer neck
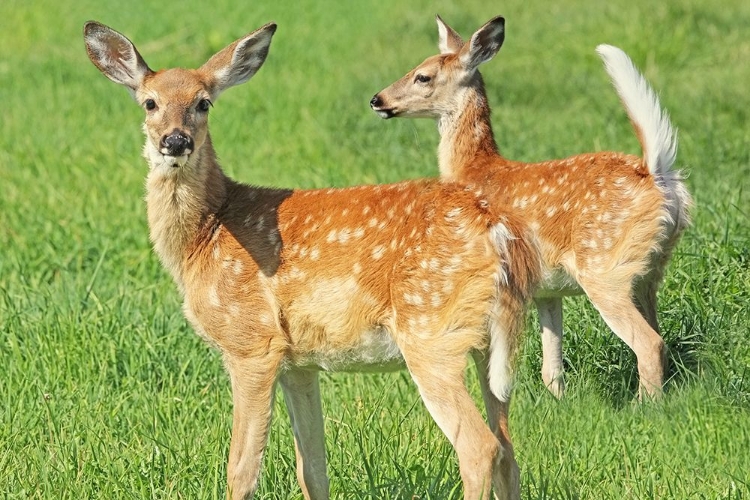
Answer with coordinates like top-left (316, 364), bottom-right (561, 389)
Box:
top-left (144, 134), bottom-right (228, 291)
top-left (437, 77), bottom-right (500, 182)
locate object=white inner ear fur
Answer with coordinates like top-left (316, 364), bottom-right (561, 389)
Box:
top-left (437, 21), bottom-right (454, 54)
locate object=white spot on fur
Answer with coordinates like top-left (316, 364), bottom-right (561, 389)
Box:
top-left (404, 292), bottom-right (424, 306)
top-left (431, 293), bottom-right (442, 307)
top-left (445, 207), bottom-right (462, 219)
top-left (208, 285), bottom-right (221, 308)
top-left (290, 266), bottom-right (306, 280)
top-left (338, 228), bottom-right (352, 244)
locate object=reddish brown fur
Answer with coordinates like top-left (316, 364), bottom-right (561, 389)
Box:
top-left (372, 16), bottom-right (692, 399)
top-left (84, 20), bottom-right (540, 500)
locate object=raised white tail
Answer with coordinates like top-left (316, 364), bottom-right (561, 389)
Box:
top-left (596, 44), bottom-right (677, 175)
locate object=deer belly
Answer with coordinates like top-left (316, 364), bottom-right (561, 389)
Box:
top-left (535, 268), bottom-right (583, 297)
top-left (294, 326), bottom-right (405, 373)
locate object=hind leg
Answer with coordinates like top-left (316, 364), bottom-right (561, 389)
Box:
top-left (402, 344), bottom-right (517, 500)
top-left (535, 297), bottom-right (565, 398)
top-left (582, 282), bottom-right (666, 399)
top-left (634, 275), bottom-right (661, 334)
top-left (472, 351), bottom-right (521, 499)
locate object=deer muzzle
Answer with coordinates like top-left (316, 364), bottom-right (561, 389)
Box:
top-left (159, 129), bottom-right (194, 158)
top-left (370, 94), bottom-right (395, 119)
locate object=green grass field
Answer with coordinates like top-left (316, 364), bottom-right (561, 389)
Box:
top-left (1, 0), bottom-right (749, 498)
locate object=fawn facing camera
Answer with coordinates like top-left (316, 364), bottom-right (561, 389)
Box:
top-left (84, 20), bottom-right (540, 500)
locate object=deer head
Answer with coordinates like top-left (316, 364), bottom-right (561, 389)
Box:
top-left (84, 21), bottom-right (277, 175)
top-left (370, 15), bottom-right (505, 119)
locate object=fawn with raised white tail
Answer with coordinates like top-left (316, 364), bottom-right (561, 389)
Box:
top-left (371, 16), bottom-right (692, 399)
top-left (84, 20), bottom-right (541, 500)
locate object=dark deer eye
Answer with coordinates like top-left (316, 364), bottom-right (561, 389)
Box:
top-left (144, 98), bottom-right (157, 111)
top-left (197, 99), bottom-right (212, 112)
top-left (414, 74), bottom-right (432, 84)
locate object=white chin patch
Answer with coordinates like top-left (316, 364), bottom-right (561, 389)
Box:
top-left (376, 110), bottom-right (392, 119)
top-left (163, 155), bottom-right (188, 168)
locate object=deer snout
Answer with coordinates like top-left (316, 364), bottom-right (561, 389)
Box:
top-left (370, 94), bottom-right (394, 119)
top-left (370, 94), bottom-right (383, 108)
top-left (160, 129), bottom-right (194, 157)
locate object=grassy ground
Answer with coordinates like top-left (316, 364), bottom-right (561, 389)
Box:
top-left (1, 0), bottom-right (749, 498)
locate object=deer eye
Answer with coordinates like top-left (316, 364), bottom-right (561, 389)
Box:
top-left (144, 98), bottom-right (157, 111)
top-left (197, 99), bottom-right (212, 112)
top-left (414, 74), bottom-right (432, 84)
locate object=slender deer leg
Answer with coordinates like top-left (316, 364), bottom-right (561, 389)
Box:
top-left (634, 276), bottom-right (661, 334)
top-left (279, 370), bottom-right (329, 500)
top-left (584, 287), bottom-right (666, 399)
top-left (225, 355), bottom-right (281, 500)
top-left (403, 347), bottom-right (510, 500)
top-left (535, 297), bottom-right (565, 398)
top-left (472, 351), bottom-right (520, 500)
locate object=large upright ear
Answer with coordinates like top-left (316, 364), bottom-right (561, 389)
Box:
top-left (83, 21), bottom-right (152, 98)
top-left (200, 22), bottom-right (277, 98)
top-left (436, 15), bottom-right (464, 54)
top-left (458, 16), bottom-right (505, 72)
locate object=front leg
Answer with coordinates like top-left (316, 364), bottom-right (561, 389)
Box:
top-left (225, 355), bottom-right (281, 500)
top-left (279, 369), bottom-right (329, 500)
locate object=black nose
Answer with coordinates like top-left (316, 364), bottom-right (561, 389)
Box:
top-left (370, 94), bottom-right (383, 108)
top-left (160, 130), bottom-right (194, 156)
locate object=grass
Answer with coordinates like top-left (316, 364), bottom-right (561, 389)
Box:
top-left (1, 0), bottom-right (749, 498)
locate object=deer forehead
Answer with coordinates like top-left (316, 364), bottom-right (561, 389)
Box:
top-left (416, 54), bottom-right (457, 77)
top-left (141, 68), bottom-right (212, 103)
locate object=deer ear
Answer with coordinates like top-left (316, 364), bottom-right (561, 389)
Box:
top-left (458, 16), bottom-right (505, 72)
top-left (84, 21), bottom-right (152, 98)
top-left (200, 22), bottom-right (277, 98)
top-left (436, 15), bottom-right (464, 54)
